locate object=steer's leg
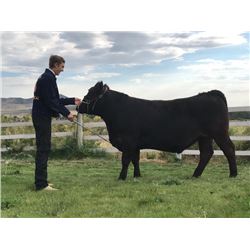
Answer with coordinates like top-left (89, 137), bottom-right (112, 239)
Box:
top-left (193, 137), bottom-right (214, 177)
top-left (132, 150), bottom-right (141, 178)
top-left (214, 134), bottom-right (237, 177)
top-left (118, 151), bottom-right (132, 180)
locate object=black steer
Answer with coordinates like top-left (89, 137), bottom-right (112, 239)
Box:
top-left (78, 81), bottom-right (237, 180)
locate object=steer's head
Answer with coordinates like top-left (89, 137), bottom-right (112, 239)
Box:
top-left (77, 81), bottom-right (109, 114)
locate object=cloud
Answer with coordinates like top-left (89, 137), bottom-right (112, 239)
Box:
top-left (67, 31), bottom-right (247, 66)
top-left (178, 58), bottom-right (249, 82)
top-left (2, 75), bottom-right (37, 97)
top-left (154, 31), bottom-right (246, 49)
top-left (113, 76), bottom-right (249, 107)
top-left (1, 31), bottom-right (249, 106)
top-left (2, 32), bottom-right (61, 73)
top-left (111, 57), bottom-right (249, 106)
top-left (69, 72), bottom-right (120, 82)
top-left (2, 31), bottom-right (247, 74)
top-left (60, 32), bottom-right (112, 49)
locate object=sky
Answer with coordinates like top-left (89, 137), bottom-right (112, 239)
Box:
top-left (1, 31), bottom-right (249, 107)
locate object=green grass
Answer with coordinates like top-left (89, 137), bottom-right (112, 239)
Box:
top-left (1, 157), bottom-right (250, 218)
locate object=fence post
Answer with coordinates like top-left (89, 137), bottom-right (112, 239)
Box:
top-left (76, 113), bottom-right (83, 148)
top-left (175, 153), bottom-right (182, 160)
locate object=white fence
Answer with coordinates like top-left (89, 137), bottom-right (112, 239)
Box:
top-left (1, 106), bottom-right (250, 156)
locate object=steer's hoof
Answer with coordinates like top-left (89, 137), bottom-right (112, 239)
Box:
top-left (192, 174), bottom-right (201, 179)
top-left (118, 176), bottom-right (126, 181)
top-left (229, 173), bottom-right (237, 178)
top-left (134, 175), bottom-right (141, 178)
top-left (133, 178), bottom-right (140, 182)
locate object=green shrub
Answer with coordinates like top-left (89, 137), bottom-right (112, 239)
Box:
top-left (49, 137), bottom-right (108, 159)
top-left (146, 152), bottom-right (157, 160)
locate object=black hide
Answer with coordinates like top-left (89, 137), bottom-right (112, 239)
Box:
top-left (78, 81), bottom-right (237, 180)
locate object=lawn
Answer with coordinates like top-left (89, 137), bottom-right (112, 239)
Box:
top-left (1, 156), bottom-right (250, 218)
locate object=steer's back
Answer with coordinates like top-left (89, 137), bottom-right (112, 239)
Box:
top-left (119, 90), bottom-right (227, 127)
top-left (105, 90), bottom-right (228, 152)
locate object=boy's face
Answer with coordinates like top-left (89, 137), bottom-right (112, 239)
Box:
top-left (53, 63), bottom-right (65, 75)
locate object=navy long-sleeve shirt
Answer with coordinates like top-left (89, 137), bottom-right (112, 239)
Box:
top-left (32, 68), bottom-right (75, 118)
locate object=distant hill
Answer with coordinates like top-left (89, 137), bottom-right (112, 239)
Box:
top-left (1, 97), bottom-right (33, 114)
top-left (1, 97), bottom-right (33, 105)
top-left (1, 95), bottom-right (69, 115)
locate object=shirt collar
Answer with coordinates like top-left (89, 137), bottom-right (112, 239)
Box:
top-left (47, 68), bottom-right (56, 76)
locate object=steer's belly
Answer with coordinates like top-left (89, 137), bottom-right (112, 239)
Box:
top-left (140, 144), bottom-right (186, 153)
top-left (109, 128), bottom-right (201, 153)
top-left (140, 133), bottom-right (200, 153)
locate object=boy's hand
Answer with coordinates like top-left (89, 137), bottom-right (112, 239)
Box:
top-left (67, 112), bottom-right (74, 122)
top-left (75, 98), bottom-right (81, 106)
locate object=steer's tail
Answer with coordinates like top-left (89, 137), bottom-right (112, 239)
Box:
top-left (209, 90), bottom-right (228, 107)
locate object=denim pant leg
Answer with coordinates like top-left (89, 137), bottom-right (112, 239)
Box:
top-left (32, 115), bottom-right (52, 190)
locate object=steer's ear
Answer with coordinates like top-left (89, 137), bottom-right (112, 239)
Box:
top-left (95, 81), bottom-right (103, 90)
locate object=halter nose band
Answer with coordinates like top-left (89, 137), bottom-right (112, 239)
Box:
top-left (80, 87), bottom-right (109, 114)
top-left (81, 99), bottom-right (90, 105)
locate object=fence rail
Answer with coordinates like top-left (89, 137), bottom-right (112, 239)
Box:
top-left (0, 120), bottom-right (105, 128)
top-left (1, 106), bottom-right (249, 115)
top-left (1, 106), bottom-right (250, 156)
top-left (1, 120), bottom-right (249, 130)
top-left (2, 131), bottom-right (250, 142)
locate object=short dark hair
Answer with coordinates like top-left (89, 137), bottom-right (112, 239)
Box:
top-left (49, 55), bottom-right (65, 68)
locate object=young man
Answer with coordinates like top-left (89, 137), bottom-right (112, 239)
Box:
top-left (32, 55), bottom-right (81, 191)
